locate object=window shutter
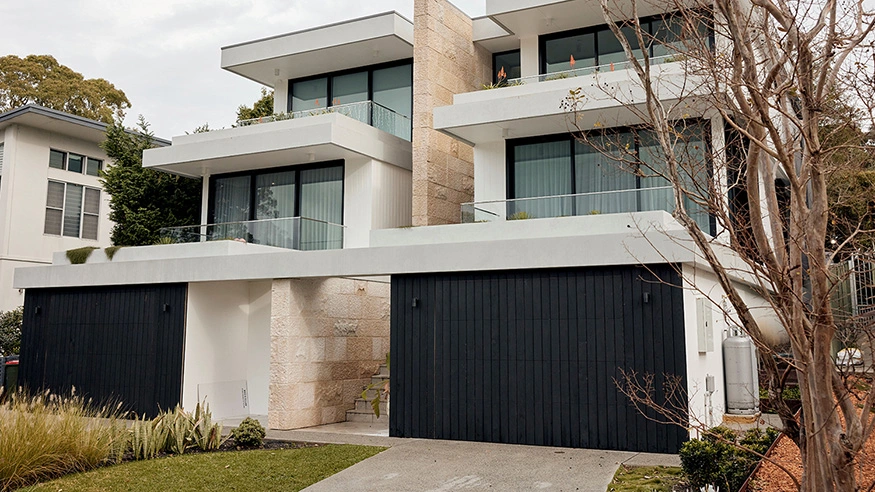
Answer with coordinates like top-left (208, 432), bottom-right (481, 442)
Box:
top-left (0, 143), bottom-right (4, 174)
top-left (62, 184), bottom-right (83, 237)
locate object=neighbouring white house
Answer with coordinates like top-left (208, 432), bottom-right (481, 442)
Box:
top-left (0, 105), bottom-right (116, 311)
top-left (12, 0), bottom-right (784, 455)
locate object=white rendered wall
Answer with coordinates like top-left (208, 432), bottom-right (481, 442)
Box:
top-left (343, 158), bottom-right (374, 249)
top-left (681, 264), bottom-right (729, 433)
top-left (520, 36), bottom-right (539, 78)
top-left (273, 80), bottom-right (288, 115)
top-left (473, 140), bottom-right (506, 213)
top-left (0, 124), bottom-right (112, 310)
top-left (344, 158), bottom-right (412, 248)
top-left (371, 160), bottom-right (412, 229)
top-left (182, 280), bottom-right (271, 418)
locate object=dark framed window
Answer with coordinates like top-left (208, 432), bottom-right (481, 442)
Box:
top-left (49, 148), bottom-right (103, 176)
top-left (506, 121), bottom-right (714, 234)
top-left (209, 162), bottom-right (345, 251)
top-left (539, 11), bottom-right (712, 74)
top-left (44, 180), bottom-right (100, 240)
top-left (287, 60), bottom-right (413, 140)
top-left (493, 50), bottom-right (522, 83)
top-left (209, 161), bottom-right (344, 226)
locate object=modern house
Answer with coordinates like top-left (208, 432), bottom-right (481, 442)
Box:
top-left (0, 105), bottom-right (116, 311)
top-left (13, 0), bottom-right (783, 455)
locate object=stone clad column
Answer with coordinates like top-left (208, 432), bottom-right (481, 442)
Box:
top-left (412, 0), bottom-right (492, 226)
top-left (268, 277), bottom-right (390, 429)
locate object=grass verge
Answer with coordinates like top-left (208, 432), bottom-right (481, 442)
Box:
top-left (20, 444), bottom-right (385, 492)
top-left (607, 465), bottom-right (686, 492)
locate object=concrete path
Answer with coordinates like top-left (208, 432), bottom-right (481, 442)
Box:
top-left (269, 422), bottom-right (681, 492)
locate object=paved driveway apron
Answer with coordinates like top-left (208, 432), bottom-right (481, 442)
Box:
top-left (303, 438), bottom-right (676, 492)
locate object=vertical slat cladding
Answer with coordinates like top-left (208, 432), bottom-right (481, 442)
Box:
top-left (388, 265), bottom-right (688, 453)
top-left (18, 284), bottom-right (186, 418)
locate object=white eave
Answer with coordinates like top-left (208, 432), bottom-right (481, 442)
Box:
top-left (484, 0), bottom-right (676, 39)
top-left (142, 113), bottom-right (412, 178)
top-left (221, 11), bottom-right (414, 85)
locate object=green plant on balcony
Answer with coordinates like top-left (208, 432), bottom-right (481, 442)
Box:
top-left (508, 211), bottom-right (534, 220)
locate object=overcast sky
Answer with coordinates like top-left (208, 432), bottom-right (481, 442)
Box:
top-left (0, 0), bottom-right (485, 138)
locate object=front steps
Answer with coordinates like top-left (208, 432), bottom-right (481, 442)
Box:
top-left (346, 363), bottom-right (389, 423)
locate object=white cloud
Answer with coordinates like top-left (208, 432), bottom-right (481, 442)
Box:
top-left (0, 0), bottom-right (485, 137)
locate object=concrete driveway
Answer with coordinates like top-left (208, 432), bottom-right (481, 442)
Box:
top-left (269, 422), bottom-right (680, 491)
top-left (285, 431), bottom-right (679, 491)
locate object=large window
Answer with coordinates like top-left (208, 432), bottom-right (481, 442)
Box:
top-left (44, 181), bottom-right (100, 240)
top-left (507, 121), bottom-right (713, 233)
top-left (493, 50), bottom-right (522, 83)
top-left (49, 149), bottom-right (103, 177)
top-left (540, 11), bottom-right (711, 74)
top-left (209, 162), bottom-right (344, 250)
top-left (287, 61), bottom-right (413, 140)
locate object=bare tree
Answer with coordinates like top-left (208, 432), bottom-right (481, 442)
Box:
top-left (560, 0), bottom-right (875, 489)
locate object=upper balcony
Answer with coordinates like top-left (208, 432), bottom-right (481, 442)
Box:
top-left (434, 60), bottom-right (708, 145)
top-left (447, 7), bottom-right (714, 145)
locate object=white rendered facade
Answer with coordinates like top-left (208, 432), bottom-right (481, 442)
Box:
top-left (0, 105), bottom-right (114, 310)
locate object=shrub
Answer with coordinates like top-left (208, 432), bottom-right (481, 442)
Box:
top-left (231, 417), bottom-right (266, 448)
top-left (680, 426), bottom-right (778, 492)
top-left (0, 391), bottom-right (126, 491)
top-left (129, 401), bottom-right (225, 458)
top-left (0, 307), bottom-right (22, 356)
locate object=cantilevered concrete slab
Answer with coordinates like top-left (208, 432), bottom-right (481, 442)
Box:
top-left (222, 11), bottom-right (414, 86)
top-left (142, 113), bottom-right (412, 178)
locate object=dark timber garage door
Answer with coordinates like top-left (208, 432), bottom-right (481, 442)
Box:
top-left (19, 284), bottom-right (187, 418)
top-left (390, 265), bottom-right (688, 454)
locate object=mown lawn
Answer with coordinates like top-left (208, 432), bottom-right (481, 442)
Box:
top-left (607, 465), bottom-right (686, 492)
top-left (20, 444), bottom-right (385, 492)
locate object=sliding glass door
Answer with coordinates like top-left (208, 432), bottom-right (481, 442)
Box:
top-left (209, 162), bottom-right (344, 250)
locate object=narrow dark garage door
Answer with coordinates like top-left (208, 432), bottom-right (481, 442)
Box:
top-left (390, 265), bottom-right (688, 454)
top-left (19, 284), bottom-right (187, 418)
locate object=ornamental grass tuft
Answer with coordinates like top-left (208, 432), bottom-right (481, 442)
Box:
top-left (0, 389), bottom-right (126, 491)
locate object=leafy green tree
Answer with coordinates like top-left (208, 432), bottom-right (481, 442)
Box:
top-left (0, 55), bottom-right (130, 123)
top-left (0, 307), bottom-right (23, 356)
top-left (100, 117), bottom-right (201, 246)
top-left (236, 88), bottom-right (274, 122)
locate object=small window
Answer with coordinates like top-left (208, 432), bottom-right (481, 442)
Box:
top-left (86, 157), bottom-right (103, 176)
top-left (49, 150), bottom-right (66, 169)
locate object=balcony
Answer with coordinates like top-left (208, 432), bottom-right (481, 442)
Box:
top-left (461, 187), bottom-right (675, 223)
top-left (433, 57), bottom-right (708, 145)
top-left (142, 110), bottom-right (412, 179)
top-left (237, 100), bottom-right (411, 141)
top-left (159, 216), bottom-right (345, 251)
top-left (485, 55), bottom-right (675, 89)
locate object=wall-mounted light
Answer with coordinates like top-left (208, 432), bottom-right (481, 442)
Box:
top-left (274, 68), bottom-right (280, 77)
top-left (163, 304), bottom-right (170, 313)
top-left (643, 292), bottom-right (651, 304)
top-left (412, 297), bottom-right (420, 308)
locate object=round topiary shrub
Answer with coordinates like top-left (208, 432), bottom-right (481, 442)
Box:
top-left (231, 417), bottom-right (266, 448)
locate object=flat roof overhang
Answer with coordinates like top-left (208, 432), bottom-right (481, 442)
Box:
top-left (142, 113), bottom-right (412, 178)
top-left (221, 11), bottom-right (414, 86)
top-left (433, 66), bottom-right (712, 144)
top-left (483, 0), bottom-right (692, 40)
